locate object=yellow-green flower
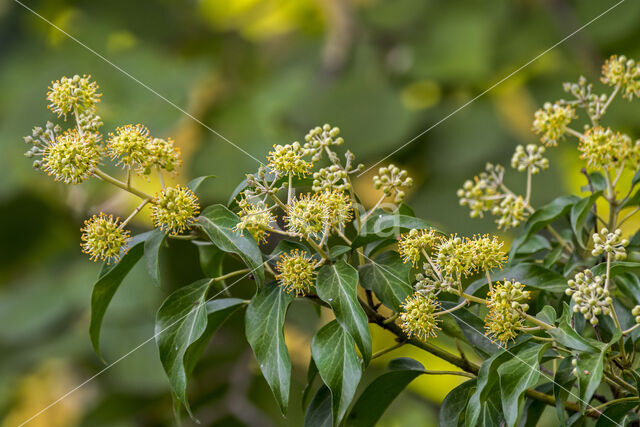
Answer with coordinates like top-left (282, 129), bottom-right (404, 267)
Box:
top-left (532, 102), bottom-right (575, 147)
top-left (81, 213), bottom-right (130, 263)
top-left (469, 234), bottom-right (507, 272)
top-left (398, 228), bottom-right (438, 265)
top-left (147, 137), bottom-right (182, 173)
top-left (42, 129), bottom-right (102, 184)
top-left (275, 250), bottom-right (316, 296)
top-left (484, 280), bottom-right (530, 346)
top-left (492, 194), bottom-right (528, 230)
top-left (601, 55), bottom-right (640, 100)
top-left (317, 190), bottom-right (352, 228)
top-left (435, 235), bottom-right (475, 277)
top-left (107, 124), bottom-right (153, 172)
top-left (511, 144), bottom-right (548, 174)
top-left (457, 164), bottom-right (503, 219)
top-left (400, 292), bottom-right (440, 340)
top-left (234, 202), bottom-right (275, 244)
top-left (578, 127), bottom-right (637, 170)
top-left (151, 185), bottom-right (200, 235)
top-left (566, 270), bottom-right (611, 326)
top-left (47, 75), bottom-right (101, 118)
top-left (285, 193), bottom-right (329, 238)
top-left (267, 142), bottom-right (312, 177)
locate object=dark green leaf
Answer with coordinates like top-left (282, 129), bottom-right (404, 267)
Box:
top-left (594, 401), bottom-right (640, 427)
top-left (547, 303), bottom-right (601, 353)
top-left (498, 343), bottom-right (550, 427)
top-left (144, 228), bottom-right (166, 286)
top-left (576, 330), bottom-right (620, 411)
top-left (187, 175), bottom-right (216, 192)
top-left (467, 262), bottom-right (568, 295)
top-left (440, 302), bottom-right (498, 357)
top-left (554, 357), bottom-right (575, 423)
top-left (195, 243), bottom-right (225, 278)
top-left (514, 235), bottom-right (551, 256)
top-left (90, 233), bottom-right (147, 358)
top-left (570, 192), bottom-right (602, 248)
top-left (311, 321), bottom-right (362, 426)
top-left (198, 204), bottom-right (264, 286)
top-left (536, 306), bottom-right (556, 326)
top-left (438, 379), bottom-right (476, 427)
top-left (352, 209), bottom-right (435, 249)
top-left (316, 260), bottom-right (372, 364)
top-left (304, 385), bottom-right (332, 427)
top-left (591, 262), bottom-right (640, 277)
top-left (345, 358), bottom-right (424, 427)
top-left (358, 251), bottom-right (412, 311)
top-left (302, 358), bottom-right (319, 411)
top-left (329, 245), bottom-right (352, 259)
top-left (581, 172), bottom-right (607, 193)
top-left (245, 283), bottom-right (294, 414)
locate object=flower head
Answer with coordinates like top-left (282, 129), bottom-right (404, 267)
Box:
top-left (468, 235), bottom-right (508, 272)
top-left (313, 165), bottom-right (349, 192)
top-left (275, 250), bottom-right (316, 296)
top-left (107, 124), bottom-right (153, 172)
top-left (267, 142), bottom-right (312, 177)
top-left (285, 193), bottom-right (329, 238)
top-left (511, 144), bottom-right (549, 174)
top-left (373, 164), bottom-right (413, 203)
top-left (566, 270), bottom-right (611, 325)
top-left (485, 280), bottom-right (530, 346)
top-left (234, 201), bottom-right (275, 244)
top-left (532, 102), bottom-right (575, 147)
top-left (303, 124), bottom-right (344, 162)
top-left (151, 185), bottom-right (200, 235)
top-left (578, 127), bottom-right (637, 170)
top-left (398, 228), bottom-right (438, 265)
top-left (42, 129), bottom-right (102, 184)
top-left (81, 213), bottom-right (130, 263)
top-left (317, 190), bottom-right (352, 228)
top-left (592, 228), bottom-right (628, 260)
top-left (457, 163), bottom-right (503, 218)
top-left (601, 55), bottom-right (640, 100)
top-left (47, 75), bottom-right (101, 118)
top-left (147, 137), bottom-right (182, 173)
top-left (492, 194), bottom-right (528, 230)
top-left (400, 292), bottom-right (441, 340)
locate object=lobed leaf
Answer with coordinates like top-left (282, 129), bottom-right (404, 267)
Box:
top-left (144, 227), bottom-right (166, 287)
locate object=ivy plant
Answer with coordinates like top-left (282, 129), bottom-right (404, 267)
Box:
top-left (23, 55), bottom-right (640, 425)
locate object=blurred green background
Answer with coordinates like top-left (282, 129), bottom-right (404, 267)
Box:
top-left (2, 0), bottom-right (640, 425)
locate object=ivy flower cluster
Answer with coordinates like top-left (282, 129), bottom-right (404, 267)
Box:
top-left (578, 127), bottom-right (639, 171)
top-left (601, 54), bottom-right (640, 100)
top-left (373, 164), bottom-right (413, 203)
top-left (151, 186), bottom-right (200, 235)
top-left (591, 228), bottom-right (628, 260)
top-left (400, 293), bottom-right (440, 340)
top-left (234, 201), bottom-right (276, 244)
top-left (398, 228), bottom-right (438, 265)
top-left (485, 280), bottom-right (530, 346)
top-left (267, 142), bottom-right (313, 177)
top-left (39, 128), bottom-right (102, 184)
top-left (532, 102), bottom-right (575, 147)
top-left (303, 124), bottom-right (344, 162)
top-left (566, 270), bottom-right (611, 325)
top-left (511, 144), bottom-right (549, 174)
top-left (47, 74), bottom-right (101, 118)
top-left (275, 250), bottom-right (316, 296)
top-left (80, 213), bottom-right (130, 263)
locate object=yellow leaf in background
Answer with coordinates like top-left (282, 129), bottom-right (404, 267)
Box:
top-left (106, 30), bottom-right (138, 54)
top-left (48, 8), bottom-right (78, 46)
top-left (402, 80), bottom-right (441, 111)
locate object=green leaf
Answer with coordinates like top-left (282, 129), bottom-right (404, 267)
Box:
top-left (547, 303), bottom-right (601, 353)
top-left (498, 343), bottom-right (550, 427)
top-left (345, 358), bottom-right (425, 427)
top-left (198, 204), bottom-right (264, 286)
top-left (144, 228), bottom-right (166, 286)
top-left (591, 261), bottom-right (640, 277)
top-left (570, 192), bottom-right (602, 248)
top-left (510, 195), bottom-right (579, 255)
top-left (155, 279), bottom-right (242, 416)
top-left (553, 357), bottom-right (575, 423)
top-left (440, 301), bottom-right (498, 357)
top-left (514, 235), bottom-right (551, 256)
top-left (329, 245), bottom-right (352, 259)
top-left (187, 175), bottom-right (216, 192)
top-left (89, 233), bottom-right (147, 358)
top-left (536, 306), bottom-right (556, 326)
top-left (195, 242), bottom-right (225, 278)
top-left (302, 358), bottom-right (319, 411)
top-left (352, 209), bottom-right (435, 249)
top-left (245, 283), bottom-right (294, 414)
top-left (594, 401), bottom-right (640, 427)
top-left (576, 330), bottom-right (621, 411)
top-left (358, 251), bottom-right (412, 311)
top-left (304, 386), bottom-right (333, 427)
top-left (311, 321), bottom-right (363, 426)
top-left (438, 379), bottom-right (476, 427)
top-left (316, 260), bottom-right (372, 365)
top-left (467, 262), bottom-right (568, 295)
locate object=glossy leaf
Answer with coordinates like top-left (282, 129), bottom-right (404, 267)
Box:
top-left (245, 283), bottom-right (294, 414)
top-left (144, 228), bottom-right (166, 286)
top-left (498, 343), bottom-right (550, 427)
top-left (352, 209), bottom-right (435, 249)
top-left (591, 261), bottom-right (640, 277)
top-left (346, 358), bottom-right (424, 427)
top-left (311, 321), bottom-right (362, 426)
top-left (570, 192), bottom-right (602, 248)
top-left (440, 301), bottom-right (498, 357)
top-left (594, 401), bottom-right (640, 427)
top-left (198, 204), bottom-right (264, 286)
top-left (89, 232), bottom-right (148, 358)
top-left (438, 379), bottom-right (476, 427)
top-left (187, 175), bottom-right (216, 192)
top-left (304, 385), bottom-right (333, 427)
top-left (547, 303), bottom-right (601, 353)
top-left (467, 262), bottom-right (568, 295)
top-left (358, 251), bottom-right (412, 311)
top-left (553, 357), bottom-right (575, 423)
top-left (576, 330), bottom-right (621, 411)
top-left (302, 358), bottom-right (319, 411)
top-left (316, 260), bottom-right (372, 364)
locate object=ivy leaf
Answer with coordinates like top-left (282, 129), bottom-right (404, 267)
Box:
top-left (536, 306), bottom-right (556, 326)
top-left (345, 358), bottom-right (425, 427)
top-left (144, 228), bottom-right (166, 286)
top-left (358, 251), bottom-right (412, 311)
top-left (591, 261), bottom-right (640, 277)
top-left (438, 379), bottom-right (476, 427)
top-left (304, 385), bottom-right (333, 427)
top-left (89, 232), bottom-right (148, 358)
top-left (570, 192), bottom-right (602, 248)
top-left (594, 400), bottom-right (640, 426)
top-left (329, 245), bottom-right (352, 259)
top-left (467, 262), bottom-right (568, 295)
top-left (352, 209), bottom-right (435, 249)
top-left (245, 283), bottom-right (294, 414)
top-left (311, 321), bottom-right (362, 426)
top-left (547, 303), bottom-right (601, 353)
top-left (576, 330), bottom-right (621, 411)
top-left (316, 260), bottom-right (372, 365)
top-left (302, 358), bottom-right (319, 411)
top-left (498, 343), bottom-right (550, 427)
top-left (440, 301), bottom-right (498, 357)
top-left (187, 175), bottom-right (216, 192)
top-left (553, 357), bottom-right (575, 423)
top-left (197, 204), bottom-right (264, 287)
top-left (155, 279), bottom-right (243, 417)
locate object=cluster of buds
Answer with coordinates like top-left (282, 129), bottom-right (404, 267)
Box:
top-left (415, 264), bottom-right (457, 294)
top-left (312, 165), bottom-right (349, 192)
top-left (80, 213), bottom-right (130, 263)
top-left (435, 234), bottom-right (507, 278)
top-left (578, 127), bottom-right (639, 170)
top-left (372, 164), bottom-right (413, 203)
top-left (400, 293), bottom-right (441, 340)
top-left (285, 193), bottom-right (329, 238)
top-left (566, 270), bottom-right (611, 325)
top-left (592, 228), bottom-right (628, 260)
top-left (492, 194), bottom-right (527, 230)
top-left (632, 305), bottom-right (640, 325)
top-left (562, 76), bottom-right (606, 121)
top-left (47, 74), bottom-right (101, 118)
top-left (275, 250), bottom-right (316, 296)
top-left (532, 102), bottom-right (575, 147)
top-left (397, 228), bottom-right (438, 265)
top-left (267, 142), bottom-right (313, 177)
top-left (484, 280), bottom-right (530, 346)
top-left (511, 144), bottom-right (549, 174)
top-left (151, 185), bottom-right (200, 235)
top-left (303, 124), bottom-right (344, 162)
top-left (234, 200), bottom-right (276, 244)
top-left (601, 55), bottom-right (640, 100)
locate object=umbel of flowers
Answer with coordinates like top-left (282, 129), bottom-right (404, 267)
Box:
top-left (24, 75), bottom-right (197, 263)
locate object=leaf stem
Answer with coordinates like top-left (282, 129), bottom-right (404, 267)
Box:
top-left (371, 342), bottom-right (405, 359)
